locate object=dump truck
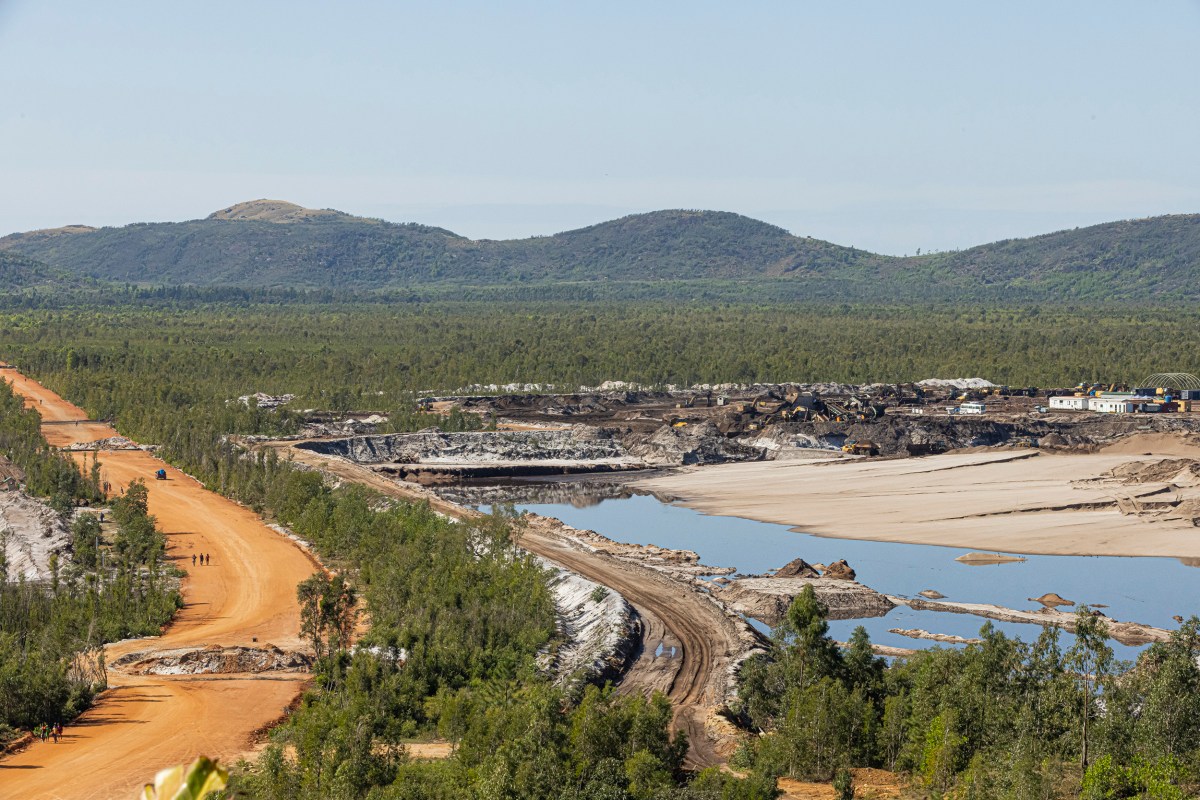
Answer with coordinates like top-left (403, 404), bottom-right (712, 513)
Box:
top-left (841, 440), bottom-right (879, 456)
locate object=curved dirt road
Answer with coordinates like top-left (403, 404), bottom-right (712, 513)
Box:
top-left (0, 367), bottom-right (317, 799)
top-left (271, 439), bottom-right (759, 768)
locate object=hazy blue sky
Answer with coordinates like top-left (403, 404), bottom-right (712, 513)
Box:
top-left (2, 2), bottom-right (1198, 254)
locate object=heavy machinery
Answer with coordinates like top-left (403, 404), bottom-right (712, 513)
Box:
top-left (841, 440), bottom-right (879, 456)
top-left (816, 396), bottom-right (886, 423)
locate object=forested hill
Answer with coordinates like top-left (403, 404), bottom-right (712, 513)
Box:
top-left (0, 251), bottom-right (72, 290)
top-left (0, 201), bottom-right (880, 288)
top-left (1, 200), bottom-right (1198, 302)
top-left (908, 214), bottom-right (1200, 301)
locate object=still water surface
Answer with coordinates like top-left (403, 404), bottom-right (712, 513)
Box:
top-left (511, 493), bottom-right (1199, 659)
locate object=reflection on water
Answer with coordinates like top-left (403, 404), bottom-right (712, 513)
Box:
top-left (510, 492), bottom-right (1199, 659)
top-left (441, 477), bottom-right (638, 508)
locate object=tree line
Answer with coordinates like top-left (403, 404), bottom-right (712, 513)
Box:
top-left (735, 585), bottom-right (1200, 798)
top-left (2, 304), bottom-right (1198, 401)
top-left (0, 379), bottom-right (178, 739)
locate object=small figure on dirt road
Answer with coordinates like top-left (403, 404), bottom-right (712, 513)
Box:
top-left (192, 554), bottom-right (197, 567)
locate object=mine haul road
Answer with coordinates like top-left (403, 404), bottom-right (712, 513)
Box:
top-left (0, 367), bottom-right (318, 800)
top-left (271, 440), bottom-right (755, 769)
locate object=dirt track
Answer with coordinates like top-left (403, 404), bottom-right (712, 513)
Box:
top-left (0, 367), bottom-right (317, 799)
top-left (270, 440), bottom-right (755, 768)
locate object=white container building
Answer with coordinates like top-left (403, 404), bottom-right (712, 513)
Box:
top-left (1049, 396), bottom-right (1089, 411)
top-left (1089, 397), bottom-right (1136, 414)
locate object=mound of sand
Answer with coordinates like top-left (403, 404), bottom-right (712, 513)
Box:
top-left (1030, 592), bottom-right (1074, 607)
top-left (956, 552), bottom-right (1027, 565)
top-left (1101, 433), bottom-right (1200, 458)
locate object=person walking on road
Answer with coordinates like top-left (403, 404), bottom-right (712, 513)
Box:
top-left (192, 553), bottom-right (197, 567)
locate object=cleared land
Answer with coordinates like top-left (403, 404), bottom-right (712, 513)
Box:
top-left (639, 444), bottom-right (1200, 558)
top-left (0, 368), bottom-right (317, 800)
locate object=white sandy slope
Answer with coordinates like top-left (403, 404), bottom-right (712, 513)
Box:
top-left (0, 490), bottom-right (69, 580)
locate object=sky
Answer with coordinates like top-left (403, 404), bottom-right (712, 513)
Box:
top-left (1, 1), bottom-right (1198, 255)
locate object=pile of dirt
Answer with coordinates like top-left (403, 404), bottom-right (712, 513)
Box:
top-left (759, 416), bottom-right (1200, 459)
top-left (62, 436), bottom-right (144, 451)
top-left (525, 513), bottom-right (735, 578)
top-left (302, 416), bottom-right (390, 438)
top-left (821, 559), bottom-right (856, 580)
top-left (625, 421), bottom-right (766, 466)
top-left (111, 644), bottom-right (312, 675)
top-left (1030, 592), bottom-right (1074, 607)
top-left (773, 557), bottom-right (819, 578)
top-left (713, 576), bottom-right (894, 625)
top-left (303, 426), bottom-right (633, 465)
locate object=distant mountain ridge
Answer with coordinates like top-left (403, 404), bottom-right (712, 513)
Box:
top-left (2, 200), bottom-right (1198, 302)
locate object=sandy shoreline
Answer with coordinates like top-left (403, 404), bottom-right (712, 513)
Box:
top-left (636, 441), bottom-right (1200, 559)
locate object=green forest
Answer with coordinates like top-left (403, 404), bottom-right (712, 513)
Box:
top-left (3, 304), bottom-right (1199, 405)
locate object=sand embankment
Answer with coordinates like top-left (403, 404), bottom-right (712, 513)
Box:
top-left (638, 448), bottom-right (1200, 558)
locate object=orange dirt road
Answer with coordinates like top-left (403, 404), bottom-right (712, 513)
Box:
top-left (0, 366), bottom-right (317, 800)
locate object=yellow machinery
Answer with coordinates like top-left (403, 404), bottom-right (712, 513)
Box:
top-left (841, 440), bottom-right (879, 456)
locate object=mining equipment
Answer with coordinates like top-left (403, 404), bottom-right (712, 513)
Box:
top-left (841, 440), bottom-right (880, 456)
